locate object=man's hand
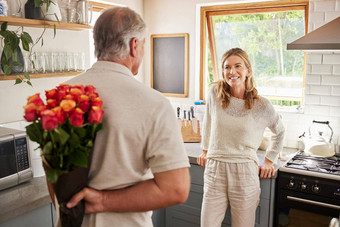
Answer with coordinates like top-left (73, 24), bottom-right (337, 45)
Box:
top-left (258, 158), bottom-right (275, 178)
top-left (67, 187), bottom-right (105, 214)
top-left (197, 150), bottom-right (207, 167)
top-left (66, 167), bottom-right (190, 213)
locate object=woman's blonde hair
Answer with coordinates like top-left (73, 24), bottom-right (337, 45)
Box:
top-left (215, 48), bottom-right (259, 109)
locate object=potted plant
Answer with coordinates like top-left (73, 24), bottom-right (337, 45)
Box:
top-left (0, 0), bottom-right (59, 86)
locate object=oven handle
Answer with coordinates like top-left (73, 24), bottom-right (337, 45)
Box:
top-left (287, 196), bottom-right (340, 210)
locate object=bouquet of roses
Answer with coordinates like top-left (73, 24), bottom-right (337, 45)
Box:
top-left (23, 83), bottom-right (104, 227)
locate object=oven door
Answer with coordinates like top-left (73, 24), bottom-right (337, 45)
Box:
top-left (275, 171), bottom-right (340, 227)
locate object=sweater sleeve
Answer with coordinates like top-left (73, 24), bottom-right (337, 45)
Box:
top-left (201, 86), bottom-right (214, 150)
top-left (264, 99), bottom-right (286, 162)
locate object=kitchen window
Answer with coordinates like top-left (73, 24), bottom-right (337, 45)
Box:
top-left (199, 0), bottom-right (309, 110)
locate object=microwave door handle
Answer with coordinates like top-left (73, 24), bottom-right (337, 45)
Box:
top-left (287, 196), bottom-right (340, 210)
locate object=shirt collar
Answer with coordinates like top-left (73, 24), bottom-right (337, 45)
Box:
top-left (89, 61), bottom-right (134, 77)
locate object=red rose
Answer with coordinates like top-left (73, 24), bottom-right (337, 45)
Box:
top-left (52, 106), bottom-right (65, 124)
top-left (92, 97), bottom-right (103, 108)
top-left (57, 90), bottom-right (67, 103)
top-left (78, 95), bottom-right (90, 112)
top-left (45, 89), bottom-right (57, 100)
top-left (85, 85), bottom-right (96, 95)
top-left (47, 99), bottom-right (58, 108)
top-left (41, 110), bottom-right (59, 130)
top-left (27, 93), bottom-right (44, 106)
top-left (88, 106), bottom-right (104, 124)
top-left (88, 93), bottom-right (98, 100)
top-left (70, 108), bottom-right (84, 127)
top-left (60, 100), bottom-right (76, 113)
top-left (57, 84), bottom-right (71, 92)
top-left (23, 103), bottom-right (37, 122)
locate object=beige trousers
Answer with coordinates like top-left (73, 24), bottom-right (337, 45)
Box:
top-left (201, 159), bottom-right (261, 227)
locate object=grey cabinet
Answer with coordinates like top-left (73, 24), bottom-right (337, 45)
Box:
top-left (162, 164), bottom-right (275, 227)
top-left (0, 203), bottom-right (55, 227)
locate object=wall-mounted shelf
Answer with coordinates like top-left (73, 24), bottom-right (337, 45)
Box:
top-left (0, 16), bottom-right (91, 30)
top-left (0, 71), bottom-right (83, 81)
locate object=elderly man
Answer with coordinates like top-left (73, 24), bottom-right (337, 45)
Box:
top-left (47, 6), bottom-right (190, 227)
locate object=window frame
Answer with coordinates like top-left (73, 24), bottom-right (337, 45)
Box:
top-left (199, 0), bottom-right (309, 101)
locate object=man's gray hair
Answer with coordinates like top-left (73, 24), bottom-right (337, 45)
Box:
top-left (93, 7), bottom-right (146, 61)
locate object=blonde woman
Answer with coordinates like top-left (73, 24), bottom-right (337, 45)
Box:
top-left (197, 48), bottom-right (285, 227)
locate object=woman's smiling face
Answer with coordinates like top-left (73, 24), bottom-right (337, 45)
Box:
top-left (223, 55), bottom-right (251, 89)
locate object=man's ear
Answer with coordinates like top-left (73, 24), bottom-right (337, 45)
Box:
top-left (130, 37), bottom-right (138, 57)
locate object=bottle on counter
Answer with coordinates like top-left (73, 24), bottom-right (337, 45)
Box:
top-left (0, 0), bottom-right (8, 17)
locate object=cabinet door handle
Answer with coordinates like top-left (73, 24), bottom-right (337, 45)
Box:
top-left (287, 196), bottom-right (340, 210)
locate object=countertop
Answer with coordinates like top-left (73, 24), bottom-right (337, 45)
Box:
top-left (0, 143), bottom-right (297, 224)
top-left (0, 176), bottom-right (51, 224)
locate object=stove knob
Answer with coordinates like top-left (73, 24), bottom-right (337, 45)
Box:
top-left (312, 185), bottom-right (320, 193)
top-left (301, 183), bottom-right (307, 190)
top-left (288, 180), bottom-right (295, 189)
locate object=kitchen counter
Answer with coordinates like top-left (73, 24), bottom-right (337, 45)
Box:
top-left (0, 176), bottom-right (51, 224)
top-left (0, 143), bottom-right (297, 224)
top-left (185, 142), bottom-right (298, 175)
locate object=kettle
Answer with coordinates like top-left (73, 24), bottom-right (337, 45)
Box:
top-left (76, 0), bottom-right (93, 25)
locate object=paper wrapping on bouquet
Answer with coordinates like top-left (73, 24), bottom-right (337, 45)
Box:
top-left (42, 150), bottom-right (93, 227)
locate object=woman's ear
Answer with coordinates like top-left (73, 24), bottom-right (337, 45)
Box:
top-left (247, 67), bottom-right (252, 77)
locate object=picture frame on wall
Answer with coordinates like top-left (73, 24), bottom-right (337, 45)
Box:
top-left (151, 33), bottom-right (189, 97)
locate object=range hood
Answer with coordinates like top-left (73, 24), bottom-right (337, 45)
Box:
top-left (287, 16), bottom-right (340, 50)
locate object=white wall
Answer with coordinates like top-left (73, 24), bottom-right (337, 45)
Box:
top-left (143, 0), bottom-right (340, 148)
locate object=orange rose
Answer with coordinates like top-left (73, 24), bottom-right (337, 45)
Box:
top-left (92, 97), bottom-right (103, 108)
top-left (78, 95), bottom-right (90, 112)
top-left (64, 94), bottom-right (75, 101)
top-left (41, 109), bottom-right (59, 130)
top-left (23, 103), bottom-right (37, 122)
top-left (60, 100), bottom-right (76, 113)
top-left (72, 85), bottom-right (85, 94)
top-left (70, 88), bottom-right (83, 100)
top-left (45, 89), bottom-right (57, 100)
top-left (70, 108), bottom-right (84, 127)
top-left (52, 106), bottom-right (65, 124)
top-left (36, 105), bottom-right (47, 117)
top-left (27, 93), bottom-right (44, 106)
top-left (88, 106), bottom-right (104, 124)
top-left (47, 99), bottom-right (58, 108)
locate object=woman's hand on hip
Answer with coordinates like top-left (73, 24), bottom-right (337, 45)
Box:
top-left (197, 150), bottom-right (208, 167)
top-left (258, 158), bottom-right (275, 178)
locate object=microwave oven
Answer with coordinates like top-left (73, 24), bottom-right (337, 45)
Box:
top-left (0, 126), bottom-right (33, 191)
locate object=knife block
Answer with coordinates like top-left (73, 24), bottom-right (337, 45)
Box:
top-left (181, 120), bottom-right (201, 142)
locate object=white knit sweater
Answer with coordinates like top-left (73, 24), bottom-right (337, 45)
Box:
top-left (201, 84), bottom-right (285, 165)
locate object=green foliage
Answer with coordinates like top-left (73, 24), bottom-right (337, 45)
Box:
top-left (26, 120), bottom-right (103, 183)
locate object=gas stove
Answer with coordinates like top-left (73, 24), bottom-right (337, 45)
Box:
top-left (279, 151), bottom-right (340, 181)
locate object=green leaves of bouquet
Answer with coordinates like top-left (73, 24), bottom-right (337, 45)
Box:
top-left (24, 84), bottom-right (104, 183)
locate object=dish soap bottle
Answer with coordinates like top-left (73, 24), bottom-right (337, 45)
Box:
top-left (0, 0), bottom-right (8, 17)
